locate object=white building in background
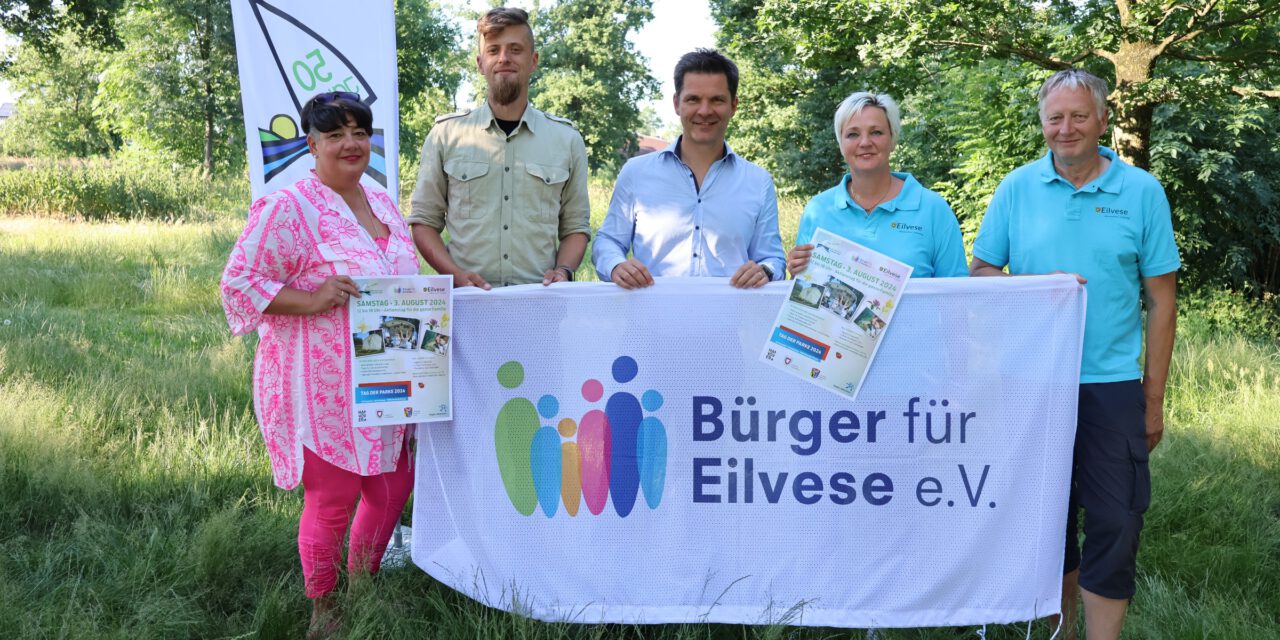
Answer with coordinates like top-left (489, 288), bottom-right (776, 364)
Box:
top-left (0, 78), bottom-right (14, 125)
top-left (0, 73), bottom-right (12, 122)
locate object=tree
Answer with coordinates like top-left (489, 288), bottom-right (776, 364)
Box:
top-left (0, 0), bottom-right (123, 56)
top-left (531, 0), bottom-right (659, 173)
top-left (750, 0), bottom-right (1280, 171)
top-left (1148, 91), bottom-right (1280, 292)
top-left (96, 0), bottom-right (242, 175)
top-left (710, 0), bottom-right (862, 196)
top-left (0, 29), bottom-right (114, 157)
top-left (396, 0), bottom-right (465, 157)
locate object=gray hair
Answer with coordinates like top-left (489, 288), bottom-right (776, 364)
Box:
top-left (833, 92), bottom-right (901, 146)
top-left (1038, 69), bottom-right (1109, 119)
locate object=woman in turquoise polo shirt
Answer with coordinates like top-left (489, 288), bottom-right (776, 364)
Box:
top-left (787, 92), bottom-right (967, 278)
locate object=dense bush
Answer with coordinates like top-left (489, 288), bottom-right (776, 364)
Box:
top-left (0, 125), bottom-right (43, 158)
top-left (0, 156), bottom-right (247, 221)
top-left (1178, 288), bottom-right (1280, 343)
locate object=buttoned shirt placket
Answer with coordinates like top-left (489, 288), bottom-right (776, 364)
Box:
top-left (496, 120), bottom-right (521, 287)
top-left (842, 189), bottom-right (885, 244)
top-left (1045, 162), bottom-right (1106, 222)
top-left (861, 205), bottom-right (883, 241)
top-left (676, 152), bottom-right (729, 276)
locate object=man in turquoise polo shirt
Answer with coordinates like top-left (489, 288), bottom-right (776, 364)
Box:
top-left (970, 69), bottom-right (1179, 640)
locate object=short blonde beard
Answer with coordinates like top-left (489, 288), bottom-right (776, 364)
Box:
top-left (489, 74), bottom-right (522, 106)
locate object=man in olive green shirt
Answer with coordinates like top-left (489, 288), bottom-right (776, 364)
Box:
top-left (407, 6), bottom-right (590, 288)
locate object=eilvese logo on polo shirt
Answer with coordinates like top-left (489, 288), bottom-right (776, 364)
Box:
top-left (890, 222), bottom-right (924, 234)
top-left (1095, 206), bottom-right (1130, 218)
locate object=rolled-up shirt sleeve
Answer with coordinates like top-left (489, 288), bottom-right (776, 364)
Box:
top-left (592, 164), bottom-right (636, 281)
top-left (407, 126), bottom-right (447, 230)
top-left (559, 133), bottom-right (592, 239)
top-left (220, 193), bottom-right (303, 336)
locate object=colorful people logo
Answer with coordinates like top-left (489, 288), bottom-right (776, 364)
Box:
top-left (494, 356), bottom-right (667, 518)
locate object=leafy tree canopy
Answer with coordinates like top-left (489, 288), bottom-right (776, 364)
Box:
top-left (396, 0), bottom-right (465, 156)
top-left (0, 0), bottom-right (123, 54)
top-left (97, 0), bottom-right (241, 175)
top-left (0, 28), bottom-right (113, 157)
top-left (720, 0), bottom-right (1280, 169)
top-left (531, 0), bottom-right (659, 173)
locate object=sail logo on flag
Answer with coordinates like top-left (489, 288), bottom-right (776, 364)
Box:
top-left (494, 356), bottom-right (668, 518)
top-left (240, 0), bottom-right (389, 187)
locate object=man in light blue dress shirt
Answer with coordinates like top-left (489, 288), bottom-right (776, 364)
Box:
top-left (592, 49), bottom-right (785, 289)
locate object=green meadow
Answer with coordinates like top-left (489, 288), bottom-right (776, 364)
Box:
top-left (1, 171), bottom-right (1278, 639)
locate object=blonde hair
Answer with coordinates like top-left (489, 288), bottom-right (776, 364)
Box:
top-left (833, 92), bottom-right (901, 145)
top-left (477, 7), bottom-right (533, 48)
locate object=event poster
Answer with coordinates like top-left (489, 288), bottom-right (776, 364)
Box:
top-left (349, 275), bottom-right (452, 426)
top-left (760, 228), bottom-right (912, 400)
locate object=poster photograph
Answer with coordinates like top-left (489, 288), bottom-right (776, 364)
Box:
top-left (348, 275), bottom-right (452, 426)
top-left (760, 228), bottom-right (912, 400)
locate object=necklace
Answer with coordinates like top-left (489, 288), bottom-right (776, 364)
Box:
top-left (344, 192), bottom-right (387, 239)
top-left (849, 177), bottom-right (894, 214)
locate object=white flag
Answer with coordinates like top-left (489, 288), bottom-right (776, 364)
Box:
top-left (230, 0), bottom-right (399, 200)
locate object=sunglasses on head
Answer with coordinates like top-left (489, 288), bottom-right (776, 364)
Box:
top-left (312, 91), bottom-right (361, 105)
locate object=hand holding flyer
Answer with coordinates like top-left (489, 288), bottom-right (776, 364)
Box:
top-left (761, 229), bottom-right (912, 399)
top-left (349, 275), bottom-right (452, 426)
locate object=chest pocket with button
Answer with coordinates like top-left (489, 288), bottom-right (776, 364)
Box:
top-left (443, 160), bottom-right (490, 219)
top-left (524, 162), bottom-right (570, 221)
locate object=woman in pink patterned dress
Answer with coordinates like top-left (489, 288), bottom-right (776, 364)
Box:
top-left (220, 93), bottom-right (418, 637)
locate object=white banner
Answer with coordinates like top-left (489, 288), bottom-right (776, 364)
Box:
top-left (412, 276), bottom-right (1085, 628)
top-left (230, 0), bottom-right (398, 200)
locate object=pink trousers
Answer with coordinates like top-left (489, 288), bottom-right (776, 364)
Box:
top-left (298, 443), bottom-right (414, 599)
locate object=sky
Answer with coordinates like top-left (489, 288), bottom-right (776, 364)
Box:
top-left (631, 0), bottom-right (718, 130)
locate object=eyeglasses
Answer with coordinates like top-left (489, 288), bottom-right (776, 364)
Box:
top-left (311, 91), bottom-right (361, 105)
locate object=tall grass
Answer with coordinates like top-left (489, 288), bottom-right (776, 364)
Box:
top-left (0, 217), bottom-right (301, 638)
top-left (1, 186), bottom-right (1278, 638)
top-left (0, 156), bottom-right (248, 222)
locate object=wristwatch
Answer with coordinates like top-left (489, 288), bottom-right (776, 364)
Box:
top-left (760, 263), bottom-right (775, 280)
top-left (555, 265), bottom-right (575, 281)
